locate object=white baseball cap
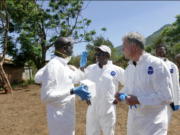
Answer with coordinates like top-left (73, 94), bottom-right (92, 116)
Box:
top-left (94, 45), bottom-right (111, 56)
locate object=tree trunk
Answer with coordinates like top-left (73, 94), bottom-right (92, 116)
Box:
top-left (27, 59), bottom-right (31, 84)
top-left (41, 44), bottom-right (46, 68)
top-left (30, 54), bottom-right (42, 70)
top-left (0, 64), bottom-right (13, 94)
top-left (0, 0), bottom-right (13, 94)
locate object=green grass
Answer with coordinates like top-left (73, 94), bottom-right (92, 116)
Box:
top-left (0, 75), bottom-right (35, 91)
top-left (11, 76), bottom-right (35, 88)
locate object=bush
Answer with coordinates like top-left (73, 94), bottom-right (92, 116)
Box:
top-left (11, 75), bottom-right (35, 88)
top-left (26, 76), bottom-right (35, 84)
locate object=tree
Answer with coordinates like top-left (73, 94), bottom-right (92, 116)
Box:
top-left (151, 35), bottom-right (164, 55)
top-left (68, 54), bottom-right (81, 67)
top-left (145, 45), bottom-right (152, 53)
top-left (161, 14), bottom-right (180, 61)
top-left (175, 43), bottom-right (180, 55)
top-left (162, 14), bottom-right (180, 45)
top-left (175, 54), bottom-right (180, 81)
top-left (151, 35), bottom-right (164, 50)
top-left (114, 54), bottom-right (128, 69)
top-left (0, 0), bottom-right (13, 94)
top-left (175, 54), bottom-right (180, 68)
top-left (85, 36), bottom-right (116, 66)
top-left (7, 0), bottom-right (101, 70)
top-left (146, 35), bottom-right (164, 56)
top-left (69, 37), bottom-right (117, 67)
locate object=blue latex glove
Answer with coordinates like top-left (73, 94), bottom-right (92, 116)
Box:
top-left (119, 93), bottom-right (128, 101)
top-left (80, 51), bottom-right (88, 67)
top-left (174, 105), bottom-right (180, 111)
top-left (130, 105), bottom-right (137, 109)
top-left (73, 85), bottom-right (91, 101)
top-left (119, 93), bottom-right (137, 109)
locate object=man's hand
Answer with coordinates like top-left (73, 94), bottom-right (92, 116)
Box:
top-left (72, 85), bottom-right (91, 101)
top-left (112, 100), bottom-right (118, 105)
top-left (125, 95), bottom-right (139, 106)
top-left (86, 100), bottom-right (91, 106)
top-left (114, 92), bottom-right (122, 102)
top-left (114, 92), bottom-right (139, 106)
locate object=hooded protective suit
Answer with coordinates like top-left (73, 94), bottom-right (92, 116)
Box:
top-left (35, 65), bottom-right (79, 85)
top-left (34, 54), bottom-right (57, 84)
top-left (34, 67), bottom-right (45, 83)
top-left (40, 56), bottom-right (82, 135)
top-left (120, 53), bottom-right (173, 135)
top-left (160, 58), bottom-right (180, 126)
top-left (34, 55), bottom-right (79, 84)
top-left (82, 61), bottom-right (125, 135)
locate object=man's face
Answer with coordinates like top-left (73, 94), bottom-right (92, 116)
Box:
top-left (65, 44), bottom-right (74, 56)
top-left (122, 39), bottom-right (133, 59)
top-left (155, 47), bottom-right (167, 57)
top-left (95, 49), bottom-right (109, 63)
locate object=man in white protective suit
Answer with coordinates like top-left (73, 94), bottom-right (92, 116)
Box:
top-left (155, 44), bottom-right (180, 127)
top-left (79, 45), bottom-right (125, 135)
top-left (39, 37), bottom-right (91, 135)
top-left (34, 55), bottom-right (77, 84)
top-left (114, 32), bottom-right (173, 135)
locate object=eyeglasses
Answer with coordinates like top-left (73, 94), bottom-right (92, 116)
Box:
top-left (95, 52), bottom-right (107, 56)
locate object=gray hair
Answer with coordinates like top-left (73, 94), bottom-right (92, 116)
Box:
top-left (122, 32), bottom-right (146, 50)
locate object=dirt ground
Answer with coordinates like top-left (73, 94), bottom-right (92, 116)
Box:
top-left (0, 84), bottom-right (180, 135)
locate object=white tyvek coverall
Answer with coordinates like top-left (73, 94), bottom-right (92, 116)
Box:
top-left (34, 55), bottom-right (79, 84)
top-left (34, 66), bottom-right (45, 83)
top-left (120, 53), bottom-right (173, 135)
top-left (162, 59), bottom-right (180, 126)
top-left (35, 65), bottom-right (79, 84)
top-left (41, 56), bottom-right (81, 135)
top-left (34, 54), bottom-right (56, 84)
top-left (82, 61), bottom-right (125, 135)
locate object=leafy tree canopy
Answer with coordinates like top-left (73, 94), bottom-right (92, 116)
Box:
top-left (1, 0), bottom-right (105, 70)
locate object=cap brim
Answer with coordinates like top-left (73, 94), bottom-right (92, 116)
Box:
top-left (94, 46), bottom-right (107, 53)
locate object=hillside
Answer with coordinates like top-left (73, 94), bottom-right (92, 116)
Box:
top-left (115, 24), bottom-right (172, 55)
top-left (146, 24), bottom-right (172, 45)
top-left (115, 45), bottom-right (123, 55)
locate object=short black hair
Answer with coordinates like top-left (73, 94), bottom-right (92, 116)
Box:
top-left (156, 44), bottom-right (168, 51)
top-left (55, 40), bottom-right (70, 49)
top-left (55, 37), bottom-right (74, 49)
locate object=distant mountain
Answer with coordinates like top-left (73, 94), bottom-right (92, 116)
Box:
top-left (115, 45), bottom-right (123, 55)
top-left (146, 24), bottom-right (172, 46)
top-left (115, 24), bottom-right (172, 55)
